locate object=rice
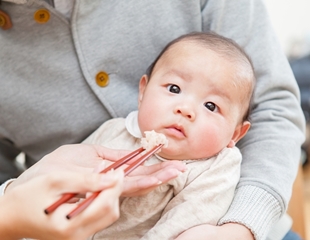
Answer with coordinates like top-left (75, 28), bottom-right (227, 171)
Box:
top-left (140, 130), bottom-right (168, 152)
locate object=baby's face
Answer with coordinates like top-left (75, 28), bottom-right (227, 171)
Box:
top-left (138, 41), bottom-right (250, 160)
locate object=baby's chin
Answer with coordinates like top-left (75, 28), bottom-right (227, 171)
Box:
top-left (157, 149), bottom-right (190, 161)
top-left (158, 147), bottom-right (214, 161)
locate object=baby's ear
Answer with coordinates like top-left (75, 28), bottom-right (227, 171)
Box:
top-left (227, 121), bottom-right (251, 148)
top-left (138, 75), bottom-right (148, 107)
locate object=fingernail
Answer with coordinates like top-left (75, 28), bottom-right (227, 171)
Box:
top-left (114, 168), bottom-right (124, 177)
top-left (100, 170), bottom-right (117, 182)
top-left (94, 162), bottom-right (108, 173)
top-left (174, 170), bottom-right (184, 178)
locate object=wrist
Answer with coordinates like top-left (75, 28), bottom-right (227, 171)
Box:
top-left (0, 195), bottom-right (20, 239)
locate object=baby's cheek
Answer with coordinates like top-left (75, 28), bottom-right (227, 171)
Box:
top-left (138, 110), bottom-right (156, 132)
top-left (193, 131), bottom-right (223, 158)
top-left (195, 141), bottom-right (218, 158)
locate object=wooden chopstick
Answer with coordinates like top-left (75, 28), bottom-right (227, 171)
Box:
top-left (66, 144), bottom-right (163, 219)
top-left (44, 147), bottom-right (145, 215)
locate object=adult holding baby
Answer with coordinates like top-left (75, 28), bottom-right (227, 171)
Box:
top-left (0, 0), bottom-right (305, 239)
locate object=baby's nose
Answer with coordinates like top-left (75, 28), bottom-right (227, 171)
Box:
top-left (175, 105), bottom-right (195, 120)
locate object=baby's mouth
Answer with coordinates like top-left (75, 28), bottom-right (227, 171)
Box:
top-left (166, 125), bottom-right (186, 138)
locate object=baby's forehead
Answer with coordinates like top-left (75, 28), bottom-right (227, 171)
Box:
top-left (162, 40), bottom-right (234, 65)
top-left (157, 38), bottom-right (254, 84)
top-left (159, 41), bottom-right (219, 67)
top-left (165, 39), bottom-right (207, 53)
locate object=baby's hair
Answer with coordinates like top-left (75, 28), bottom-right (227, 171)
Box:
top-left (146, 31), bottom-right (255, 122)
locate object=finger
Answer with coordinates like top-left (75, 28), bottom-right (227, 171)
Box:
top-left (71, 173), bottom-right (124, 235)
top-left (91, 145), bottom-right (131, 161)
top-left (146, 167), bottom-right (183, 183)
top-left (121, 167), bottom-right (182, 197)
top-left (123, 186), bottom-right (158, 197)
top-left (122, 176), bottom-right (160, 195)
top-left (46, 170), bottom-right (124, 195)
top-left (128, 161), bottom-right (186, 176)
top-left (92, 161), bottom-right (109, 173)
top-left (66, 197), bottom-right (84, 204)
top-left (122, 180), bottom-right (159, 197)
top-left (42, 171), bottom-right (124, 238)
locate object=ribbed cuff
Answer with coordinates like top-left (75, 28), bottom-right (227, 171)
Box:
top-left (0, 178), bottom-right (16, 196)
top-left (218, 185), bottom-right (282, 240)
top-left (266, 213), bottom-right (292, 240)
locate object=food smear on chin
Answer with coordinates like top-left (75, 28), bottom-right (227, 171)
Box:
top-left (141, 130), bottom-right (169, 152)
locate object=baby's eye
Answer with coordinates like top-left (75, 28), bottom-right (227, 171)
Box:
top-left (204, 102), bottom-right (218, 112)
top-left (167, 84), bottom-right (181, 94)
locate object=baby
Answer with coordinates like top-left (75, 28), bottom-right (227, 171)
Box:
top-left (84, 31), bottom-right (255, 239)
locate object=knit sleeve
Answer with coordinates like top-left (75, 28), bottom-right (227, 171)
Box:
top-left (218, 185), bottom-right (281, 240)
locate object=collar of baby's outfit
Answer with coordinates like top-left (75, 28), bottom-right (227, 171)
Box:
top-left (125, 111), bottom-right (143, 138)
top-left (0, 179), bottom-right (16, 196)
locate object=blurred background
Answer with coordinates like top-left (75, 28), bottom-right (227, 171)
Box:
top-left (265, 0), bottom-right (310, 59)
top-left (264, 1), bottom-right (310, 239)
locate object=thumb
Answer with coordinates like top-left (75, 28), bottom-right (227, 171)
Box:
top-left (46, 169), bottom-right (124, 194)
top-left (92, 144), bottom-right (131, 161)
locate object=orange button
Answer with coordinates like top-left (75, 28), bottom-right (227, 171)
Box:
top-left (34, 9), bottom-right (50, 24)
top-left (0, 14), bottom-right (6, 27)
top-left (0, 9), bottom-right (12, 30)
top-left (96, 71), bottom-right (109, 87)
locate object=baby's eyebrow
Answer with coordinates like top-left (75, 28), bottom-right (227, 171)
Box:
top-left (206, 85), bottom-right (233, 103)
top-left (166, 69), bottom-right (193, 82)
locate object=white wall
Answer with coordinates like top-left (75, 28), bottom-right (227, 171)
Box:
top-left (264, 0), bottom-right (310, 58)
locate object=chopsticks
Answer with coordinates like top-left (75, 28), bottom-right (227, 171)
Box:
top-left (43, 147), bottom-right (143, 215)
top-left (44, 144), bottom-right (163, 219)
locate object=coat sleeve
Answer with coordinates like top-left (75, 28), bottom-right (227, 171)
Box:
top-left (141, 148), bottom-right (242, 240)
top-left (0, 140), bottom-right (22, 184)
top-left (201, 1), bottom-right (306, 239)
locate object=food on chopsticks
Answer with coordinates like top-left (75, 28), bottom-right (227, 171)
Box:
top-left (140, 130), bottom-right (168, 152)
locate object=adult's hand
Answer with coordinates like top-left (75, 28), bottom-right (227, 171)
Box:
top-left (90, 145), bottom-right (187, 197)
top-left (117, 160), bottom-right (186, 197)
top-left (6, 144), bottom-right (186, 197)
top-left (175, 223), bottom-right (254, 240)
top-left (0, 170), bottom-right (124, 240)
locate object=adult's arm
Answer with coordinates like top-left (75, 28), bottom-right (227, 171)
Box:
top-left (192, 0), bottom-right (305, 239)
